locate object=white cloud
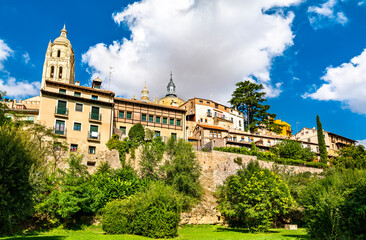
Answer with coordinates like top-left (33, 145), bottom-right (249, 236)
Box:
top-left (304, 49), bottom-right (366, 115)
top-left (22, 52), bottom-right (30, 64)
top-left (82, 0), bottom-right (301, 103)
top-left (308, 0), bottom-right (348, 29)
top-left (0, 40), bottom-right (13, 70)
top-left (0, 77), bottom-right (40, 98)
top-left (357, 139), bottom-right (366, 147)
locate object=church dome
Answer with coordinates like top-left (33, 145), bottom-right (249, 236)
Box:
top-left (53, 25), bottom-right (71, 47)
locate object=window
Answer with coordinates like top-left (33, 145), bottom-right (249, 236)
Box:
top-left (89, 125), bottom-right (99, 139)
top-left (90, 106), bottom-right (100, 120)
top-left (119, 111), bottom-right (124, 118)
top-left (55, 120), bottom-right (66, 135)
top-left (91, 95), bottom-right (98, 100)
top-left (120, 126), bottom-right (126, 135)
top-left (74, 92), bottom-right (81, 97)
top-left (156, 116), bottom-right (161, 123)
top-left (87, 161), bottom-right (96, 166)
top-left (199, 100), bottom-right (203, 103)
top-left (141, 114), bottom-right (147, 121)
top-left (214, 132), bottom-right (217, 138)
top-left (57, 49), bottom-right (61, 57)
top-left (75, 103), bottom-right (83, 112)
top-left (163, 117), bottom-right (168, 124)
top-left (70, 144), bottom-right (78, 152)
top-left (170, 119), bottom-right (174, 125)
top-left (126, 112), bottom-right (132, 119)
top-left (308, 138), bottom-right (311, 142)
top-left (176, 119), bottom-right (181, 126)
top-left (239, 120), bottom-right (242, 127)
top-left (218, 133), bottom-right (221, 138)
top-left (155, 131), bottom-right (160, 137)
top-left (200, 118), bottom-right (203, 122)
top-left (59, 88), bottom-right (66, 94)
top-left (59, 67), bottom-right (63, 78)
top-left (171, 133), bottom-right (177, 139)
top-left (231, 117), bottom-right (233, 122)
top-left (50, 66), bottom-right (54, 78)
top-left (210, 131), bottom-right (213, 137)
top-left (88, 146), bottom-right (96, 154)
top-left (73, 122), bottom-right (81, 131)
top-left (149, 115), bottom-right (154, 122)
top-left (27, 116), bottom-right (34, 122)
top-left (205, 119), bottom-right (207, 123)
top-left (56, 100), bottom-right (67, 115)
top-left (215, 104), bottom-right (218, 109)
top-left (207, 101), bottom-right (210, 104)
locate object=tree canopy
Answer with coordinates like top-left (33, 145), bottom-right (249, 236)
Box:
top-left (229, 81), bottom-right (280, 133)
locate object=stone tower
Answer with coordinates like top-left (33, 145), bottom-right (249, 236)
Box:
top-left (41, 25), bottom-right (75, 88)
top-left (166, 71), bottom-right (176, 97)
top-left (140, 83), bottom-right (151, 102)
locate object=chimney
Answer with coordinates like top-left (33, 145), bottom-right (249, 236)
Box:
top-left (75, 81), bottom-right (80, 86)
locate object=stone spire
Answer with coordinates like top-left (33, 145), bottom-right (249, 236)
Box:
top-left (166, 71), bottom-right (177, 97)
top-left (141, 82), bottom-right (151, 102)
top-left (61, 24), bottom-right (67, 37)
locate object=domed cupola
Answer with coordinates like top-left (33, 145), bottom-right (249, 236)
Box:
top-left (166, 71), bottom-right (177, 97)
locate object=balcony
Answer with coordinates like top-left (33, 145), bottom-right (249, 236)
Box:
top-left (207, 112), bottom-right (212, 117)
top-left (53, 128), bottom-right (67, 138)
top-left (88, 131), bottom-right (101, 142)
top-left (55, 107), bottom-right (68, 118)
top-left (214, 116), bottom-right (233, 123)
top-left (89, 112), bottom-right (102, 123)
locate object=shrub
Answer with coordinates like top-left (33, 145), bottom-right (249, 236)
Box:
top-left (128, 123), bottom-right (145, 143)
top-left (272, 139), bottom-right (315, 162)
top-left (331, 145), bottom-right (366, 169)
top-left (300, 169), bottom-right (366, 239)
top-left (139, 137), bottom-right (165, 180)
top-left (216, 161), bottom-right (293, 232)
top-left (103, 182), bottom-right (183, 238)
top-left (106, 134), bottom-right (137, 165)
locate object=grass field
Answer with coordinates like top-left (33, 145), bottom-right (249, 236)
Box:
top-left (0, 225), bottom-right (311, 240)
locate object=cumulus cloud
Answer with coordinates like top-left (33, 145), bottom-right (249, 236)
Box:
top-left (308, 0), bottom-right (348, 29)
top-left (0, 40), bottom-right (39, 98)
top-left (82, 0), bottom-right (300, 103)
top-left (304, 49), bottom-right (366, 115)
top-left (0, 40), bottom-right (13, 70)
top-left (22, 52), bottom-right (30, 64)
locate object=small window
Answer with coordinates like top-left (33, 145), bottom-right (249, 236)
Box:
top-left (119, 111), bottom-right (124, 118)
top-left (126, 112), bottom-right (132, 119)
top-left (142, 114), bottom-right (147, 121)
top-left (59, 88), bottom-right (66, 94)
top-left (170, 119), bottom-right (174, 125)
top-left (171, 133), bottom-right (177, 139)
top-left (87, 161), bottom-right (96, 166)
top-left (27, 116), bottom-right (35, 122)
top-left (88, 146), bottom-right (96, 154)
top-left (199, 100), bottom-right (203, 103)
top-left (70, 144), bottom-right (78, 152)
top-left (163, 117), bottom-right (168, 124)
top-left (149, 115), bottom-right (154, 122)
top-left (210, 131), bottom-right (213, 138)
top-left (91, 95), bottom-right (98, 100)
top-left (59, 67), bottom-right (63, 78)
top-left (73, 122), bottom-right (81, 131)
top-left (50, 66), bottom-right (55, 78)
top-left (120, 126), bottom-right (126, 135)
top-left (74, 92), bottom-right (81, 97)
top-left (75, 103), bottom-right (83, 112)
top-left (176, 119), bottom-right (181, 126)
top-left (57, 50), bottom-right (61, 58)
top-left (205, 119), bottom-right (207, 123)
top-left (207, 101), bottom-right (210, 104)
top-left (156, 116), bottom-right (161, 123)
top-left (155, 131), bottom-right (161, 137)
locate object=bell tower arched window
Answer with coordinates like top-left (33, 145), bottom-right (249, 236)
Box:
top-left (59, 67), bottom-right (63, 78)
top-left (50, 66), bottom-right (54, 78)
top-left (57, 50), bottom-right (61, 58)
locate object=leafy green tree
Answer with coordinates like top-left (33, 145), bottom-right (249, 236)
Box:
top-left (217, 161), bottom-right (293, 232)
top-left (106, 134), bottom-right (137, 165)
top-left (139, 136), bottom-right (165, 180)
top-left (229, 81), bottom-right (281, 133)
top-left (271, 139), bottom-right (315, 162)
top-left (163, 137), bottom-right (202, 202)
top-left (331, 144), bottom-right (366, 169)
top-left (0, 124), bottom-right (44, 234)
top-left (316, 115), bottom-right (328, 163)
top-left (128, 123), bottom-right (145, 143)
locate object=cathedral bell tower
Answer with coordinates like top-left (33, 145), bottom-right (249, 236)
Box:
top-left (41, 25), bottom-right (75, 88)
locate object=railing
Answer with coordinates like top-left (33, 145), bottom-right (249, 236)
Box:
top-left (88, 131), bottom-right (101, 141)
top-left (55, 107), bottom-right (68, 116)
top-left (54, 128), bottom-right (67, 137)
top-left (89, 112), bottom-right (102, 121)
top-left (214, 116), bottom-right (233, 122)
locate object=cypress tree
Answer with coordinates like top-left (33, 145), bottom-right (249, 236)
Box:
top-left (317, 115), bottom-right (328, 163)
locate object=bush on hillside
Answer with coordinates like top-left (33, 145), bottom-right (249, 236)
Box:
top-left (271, 139), bottom-right (315, 162)
top-left (128, 123), bottom-right (145, 143)
top-left (102, 182), bottom-right (183, 238)
top-left (330, 144), bottom-right (366, 169)
top-left (216, 161), bottom-right (293, 232)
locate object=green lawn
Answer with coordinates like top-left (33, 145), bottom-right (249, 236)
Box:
top-left (1, 225), bottom-right (311, 240)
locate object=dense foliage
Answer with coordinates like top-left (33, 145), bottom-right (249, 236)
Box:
top-left (271, 139), bottom-right (315, 162)
top-left (139, 136), bottom-right (165, 180)
top-left (128, 123), bottom-right (145, 143)
top-left (102, 182), bottom-right (183, 238)
top-left (106, 134), bottom-right (137, 165)
top-left (0, 125), bottom-right (44, 234)
top-left (331, 144), bottom-right (366, 169)
top-left (229, 81), bottom-right (281, 133)
top-left (316, 115), bottom-right (328, 163)
top-left (301, 169), bottom-right (366, 239)
top-left (217, 161), bottom-right (293, 232)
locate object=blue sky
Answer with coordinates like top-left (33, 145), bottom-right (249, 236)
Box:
top-left (0, 0), bottom-right (365, 142)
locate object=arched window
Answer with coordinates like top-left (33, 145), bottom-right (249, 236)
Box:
top-left (50, 66), bottom-right (54, 78)
top-left (57, 50), bottom-right (61, 58)
top-left (59, 67), bottom-right (63, 78)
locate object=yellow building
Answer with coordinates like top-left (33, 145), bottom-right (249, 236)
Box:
top-left (274, 119), bottom-right (292, 137)
top-left (158, 72), bottom-right (184, 107)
